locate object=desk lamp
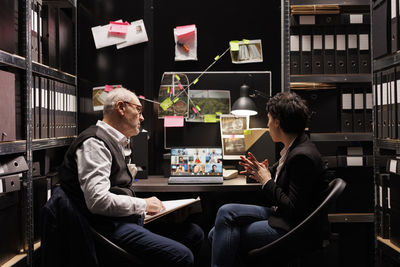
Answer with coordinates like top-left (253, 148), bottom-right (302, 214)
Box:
top-left (231, 84), bottom-right (258, 116)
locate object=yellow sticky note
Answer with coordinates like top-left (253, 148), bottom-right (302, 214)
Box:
top-left (242, 39), bottom-right (249, 44)
top-left (160, 98), bottom-right (173, 111)
top-left (214, 55), bottom-right (220, 61)
top-left (204, 114), bottom-right (217, 123)
top-left (215, 112), bottom-right (222, 115)
top-left (193, 78), bottom-right (199, 84)
top-left (243, 129), bottom-right (252, 135)
top-left (173, 97), bottom-right (180, 103)
top-left (175, 74), bottom-right (181, 81)
top-left (230, 40), bottom-right (239, 51)
top-left (195, 105), bottom-right (201, 111)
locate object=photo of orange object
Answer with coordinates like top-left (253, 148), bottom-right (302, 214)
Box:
top-left (177, 41), bottom-right (190, 53)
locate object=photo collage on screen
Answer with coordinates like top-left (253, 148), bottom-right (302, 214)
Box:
top-left (171, 148), bottom-right (223, 175)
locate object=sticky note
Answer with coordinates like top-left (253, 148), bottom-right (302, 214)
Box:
top-left (173, 98), bottom-right (179, 103)
top-left (138, 95), bottom-right (145, 99)
top-left (204, 114), bottom-right (217, 123)
top-left (195, 105), bottom-right (201, 111)
top-left (230, 40), bottom-right (239, 51)
top-left (193, 78), bottom-right (199, 84)
top-left (175, 74), bottom-right (181, 81)
top-left (160, 98), bottom-right (173, 110)
top-left (109, 21), bottom-right (130, 36)
top-left (192, 107), bottom-right (198, 114)
top-left (215, 112), bottom-right (222, 115)
top-left (164, 116), bottom-right (184, 127)
top-left (104, 85), bottom-right (113, 92)
top-left (243, 130), bottom-right (251, 135)
top-left (242, 39), bottom-right (249, 44)
top-left (178, 83), bottom-right (183, 90)
top-left (214, 55), bottom-right (220, 61)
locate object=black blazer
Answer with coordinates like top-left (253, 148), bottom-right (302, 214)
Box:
top-left (262, 133), bottom-right (329, 234)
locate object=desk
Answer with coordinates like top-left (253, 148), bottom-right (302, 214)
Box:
top-left (133, 175), bottom-right (262, 193)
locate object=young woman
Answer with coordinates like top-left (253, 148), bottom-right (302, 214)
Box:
top-left (208, 92), bottom-right (329, 267)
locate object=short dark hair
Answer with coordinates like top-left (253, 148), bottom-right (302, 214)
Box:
top-left (266, 92), bottom-right (309, 134)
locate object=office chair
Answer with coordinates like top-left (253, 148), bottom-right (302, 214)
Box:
top-left (40, 186), bottom-right (144, 267)
top-left (246, 178), bottom-right (346, 267)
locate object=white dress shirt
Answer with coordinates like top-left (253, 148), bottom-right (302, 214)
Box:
top-left (76, 120), bottom-right (146, 217)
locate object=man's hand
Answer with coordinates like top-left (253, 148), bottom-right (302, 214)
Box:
top-left (145, 196), bottom-right (165, 215)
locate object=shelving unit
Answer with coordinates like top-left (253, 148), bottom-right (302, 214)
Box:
top-left (287, 0), bottom-right (374, 265)
top-left (0, 0), bottom-right (77, 266)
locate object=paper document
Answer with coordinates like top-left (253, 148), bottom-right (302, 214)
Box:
top-left (144, 197), bottom-right (201, 224)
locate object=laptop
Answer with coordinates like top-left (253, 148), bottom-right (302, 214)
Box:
top-left (168, 147), bottom-right (224, 184)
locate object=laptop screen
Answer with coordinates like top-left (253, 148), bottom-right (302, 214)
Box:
top-left (170, 147), bottom-right (223, 177)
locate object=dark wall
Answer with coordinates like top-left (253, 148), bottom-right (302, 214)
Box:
top-left (77, 0), bottom-right (282, 174)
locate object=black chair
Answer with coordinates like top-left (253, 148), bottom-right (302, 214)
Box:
top-left (246, 178), bottom-right (346, 267)
top-left (40, 186), bottom-right (144, 267)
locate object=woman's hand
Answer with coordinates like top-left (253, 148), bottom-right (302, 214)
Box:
top-left (145, 196), bottom-right (165, 215)
top-left (239, 152), bottom-right (271, 184)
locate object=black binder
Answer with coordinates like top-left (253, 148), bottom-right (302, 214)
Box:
top-left (0, 0), bottom-right (16, 54)
top-left (341, 88), bottom-right (353, 132)
top-left (353, 90), bottom-right (365, 132)
top-left (312, 27), bottom-right (324, 74)
top-left (323, 27), bottom-right (336, 74)
top-left (34, 76), bottom-right (40, 139)
top-left (300, 27), bottom-right (312, 74)
top-left (372, 0), bottom-right (389, 59)
top-left (335, 25), bottom-right (347, 74)
top-left (347, 32), bottom-right (359, 73)
top-left (365, 88), bottom-right (373, 132)
top-left (0, 70), bottom-right (16, 142)
top-left (397, 66), bottom-right (400, 137)
top-left (391, 0), bottom-right (398, 53)
top-left (389, 69), bottom-right (397, 139)
top-left (59, 8), bottom-right (74, 74)
top-left (40, 77), bottom-right (48, 139)
top-left (380, 173), bottom-right (391, 239)
top-left (31, 0), bottom-right (39, 62)
top-left (375, 173), bottom-right (383, 237)
top-left (382, 71), bottom-right (390, 138)
top-left (290, 28), bottom-right (301, 75)
top-left (376, 72), bottom-right (383, 138)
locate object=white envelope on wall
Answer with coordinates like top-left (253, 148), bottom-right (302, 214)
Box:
top-left (116, 19), bottom-right (148, 49)
top-left (91, 19), bottom-right (126, 49)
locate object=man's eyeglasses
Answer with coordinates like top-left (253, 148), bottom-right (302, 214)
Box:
top-left (124, 102), bottom-right (143, 115)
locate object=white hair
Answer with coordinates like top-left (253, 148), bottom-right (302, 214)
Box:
top-left (103, 87), bottom-right (137, 116)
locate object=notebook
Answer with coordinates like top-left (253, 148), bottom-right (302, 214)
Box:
top-left (168, 147), bottom-right (224, 184)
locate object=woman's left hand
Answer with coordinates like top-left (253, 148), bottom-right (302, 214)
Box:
top-left (239, 152), bottom-right (271, 184)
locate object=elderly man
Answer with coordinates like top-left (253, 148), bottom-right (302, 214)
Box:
top-left (59, 88), bottom-right (204, 267)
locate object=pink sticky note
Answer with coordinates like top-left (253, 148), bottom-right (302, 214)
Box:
top-left (109, 21), bottom-right (130, 36)
top-left (178, 83), bottom-right (183, 90)
top-left (192, 107), bottom-right (198, 114)
top-left (175, 24), bottom-right (196, 39)
top-left (104, 85), bottom-right (113, 92)
top-left (138, 95), bottom-right (145, 99)
top-left (164, 116), bottom-right (184, 127)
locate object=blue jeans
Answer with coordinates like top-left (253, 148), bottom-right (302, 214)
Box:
top-left (208, 203), bottom-right (286, 267)
top-left (102, 220), bottom-right (204, 267)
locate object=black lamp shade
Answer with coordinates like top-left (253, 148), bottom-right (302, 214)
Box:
top-left (231, 84), bottom-right (258, 116)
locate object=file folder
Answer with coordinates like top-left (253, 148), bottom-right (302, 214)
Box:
top-left (290, 28), bottom-right (301, 75)
top-left (359, 33), bottom-right (371, 73)
top-left (324, 28), bottom-right (336, 74)
top-left (31, 0), bottom-right (39, 62)
top-left (341, 89), bottom-right (353, 132)
top-left (0, 156), bottom-right (28, 176)
top-left (335, 26), bottom-right (347, 74)
top-left (375, 173), bottom-right (383, 237)
top-left (300, 27), bottom-right (312, 74)
top-left (312, 27), bottom-right (324, 74)
top-left (353, 91), bottom-right (364, 132)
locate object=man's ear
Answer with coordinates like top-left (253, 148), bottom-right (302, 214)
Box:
top-left (115, 101), bottom-right (125, 116)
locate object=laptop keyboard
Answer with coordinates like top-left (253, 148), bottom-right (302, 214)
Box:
top-left (168, 176), bottom-right (223, 184)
